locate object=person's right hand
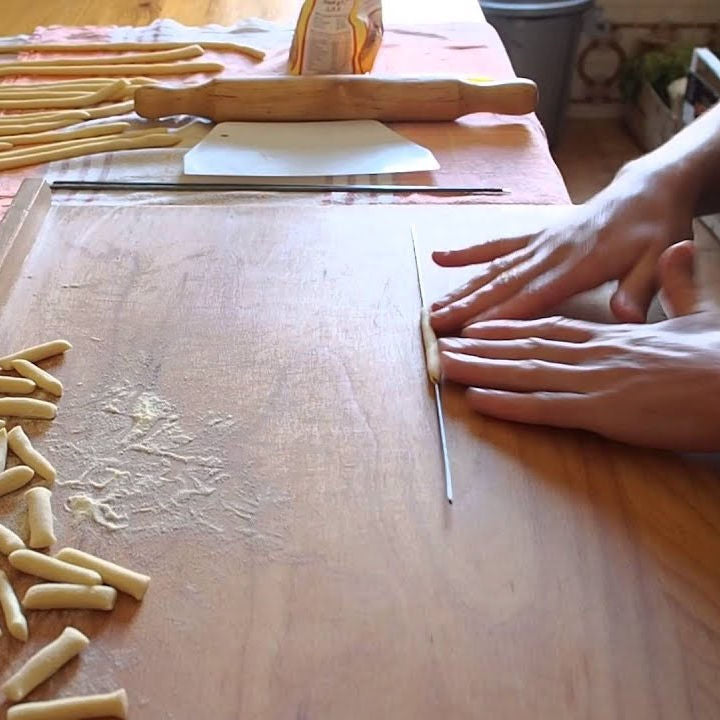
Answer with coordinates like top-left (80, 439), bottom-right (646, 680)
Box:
top-left (430, 162), bottom-right (695, 334)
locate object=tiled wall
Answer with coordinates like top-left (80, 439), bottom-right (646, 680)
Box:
top-left (599, 0), bottom-right (719, 24)
top-left (570, 0), bottom-right (719, 108)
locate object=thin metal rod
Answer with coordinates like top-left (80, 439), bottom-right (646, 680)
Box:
top-left (411, 224), bottom-right (454, 504)
top-left (50, 180), bottom-right (508, 195)
top-left (434, 383), bottom-right (454, 504)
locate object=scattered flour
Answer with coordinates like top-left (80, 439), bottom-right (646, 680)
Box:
top-left (47, 379), bottom-right (241, 539)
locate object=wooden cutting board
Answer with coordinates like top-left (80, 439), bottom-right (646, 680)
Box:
top-left (0, 180), bottom-right (718, 719)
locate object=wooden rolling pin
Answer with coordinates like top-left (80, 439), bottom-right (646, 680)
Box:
top-left (134, 76), bottom-right (538, 122)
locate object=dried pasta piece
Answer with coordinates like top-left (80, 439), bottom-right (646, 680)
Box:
top-left (0, 377), bottom-right (35, 394)
top-left (21, 583), bottom-right (116, 611)
top-left (420, 308), bottom-right (441, 383)
top-left (0, 61), bottom-right (224, 78)
top-left (7, 688), bottom-right (128, 720)
top-left (9, 550), bottom-right (101, 585)
top-left (0, 398), bottom-right (56, 420)
top-left (55, 548), bottom-right (150, 600)
top-left (0, 427), bottom-right (6, 471)
top-left (0, 522), bottom-right (24, 554)
top-left (7, 426), bottom-right (56, 481)
top-left (0, 122), bottom-right (130, 149)
top-left (0, 467), bottom-right (34, 497)
top-left (25, 487), bottom-right (56, 548)
top-left (2, 627), bottom-right (89, 702)
top-left (0, 340), bottom-right (72, 370)
top-left (0, 570), bottom-right (27, 641)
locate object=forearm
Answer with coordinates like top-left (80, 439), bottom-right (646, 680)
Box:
top-left (623, 101), bottom-right (720, 216)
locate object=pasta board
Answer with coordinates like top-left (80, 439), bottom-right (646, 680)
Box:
top-left (0, 180), bottom-right (718, 719)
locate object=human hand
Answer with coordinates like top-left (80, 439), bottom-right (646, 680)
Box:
top-left (438, 243), bottom-right (720, 451)
top-left (430, 163), bottom-right (695, 333)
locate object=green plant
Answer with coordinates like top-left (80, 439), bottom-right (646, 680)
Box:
top-left (620, 46), bottom-right (692, 105)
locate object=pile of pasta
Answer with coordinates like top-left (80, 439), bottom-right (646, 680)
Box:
top-left (0, 40), bottom-right (263, 171)
top-left (0, 340), bottom-right (148, 720)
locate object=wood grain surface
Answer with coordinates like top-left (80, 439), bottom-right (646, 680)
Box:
top-left (0, 187), bottom-right (718, 719)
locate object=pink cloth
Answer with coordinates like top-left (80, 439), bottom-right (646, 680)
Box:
top-left (0, 20), bottom-right (569, 216)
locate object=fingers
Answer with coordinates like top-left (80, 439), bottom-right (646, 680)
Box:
top-left (432, 234), bottom-right (533, 268)
top-left (460, 317), bottom-right (597, 343)
top-left (430, 248), bottom-right (532, 312)
top-left (657, 241), bottom-right (698, 317)
top-left (438, 336), bottom-right (594, 365)
top-left (465, 388), bottom-right (591, 430)
top-left (430, 252), bottom-right (555, 333)
top-left (610, 249), bottom-right (660, 322)
top-left (441, 351), bottom-right (597, 392)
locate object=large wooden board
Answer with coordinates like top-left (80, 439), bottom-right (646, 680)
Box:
top-left (0, 185), bottom-right (719, 719)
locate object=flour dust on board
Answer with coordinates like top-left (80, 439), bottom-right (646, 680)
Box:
top-left (46, 372), bottom-right (290, 556)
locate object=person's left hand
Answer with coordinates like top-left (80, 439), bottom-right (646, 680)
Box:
top-left (438, 242), bottom-right (720, 451)
top-left (439, 310), bottom-right (720, 451)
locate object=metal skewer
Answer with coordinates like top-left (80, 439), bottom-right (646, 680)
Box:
top-left (411, 225), bottom-right (454, 504)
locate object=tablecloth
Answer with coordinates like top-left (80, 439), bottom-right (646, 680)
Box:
top-left (0, 18), bottom-right (570, 215)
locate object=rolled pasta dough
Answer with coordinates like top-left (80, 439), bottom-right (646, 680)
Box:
top-left (7, 426), bottom-right (56, 481)
top-left (7, 688), bottom-right (127, 720)
top-left (55, 548), bottom-right (150, 600)
top-left (25, 487), bottom-right (56, 548)
top-left (0, 570), bottom-right (27, 642)
top-left (420, 308), bottom-right (441, 383)
top-left (2, 626), bottom-right (89, 701)
top-left (0, 466), bottom-right (34, 497)
top-left (21, 584), bottom-right (116, 611)
top-left (9, 549), bottom-right (101, 585)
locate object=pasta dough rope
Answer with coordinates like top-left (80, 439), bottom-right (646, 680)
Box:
top-left (0, 467), bottom-right (35, 497)
top-left (0, 77), bottom-right (156, 89)
top-left (0, 570), bottom-right (27, 641)
top-left (83, 100), bottom-right (134, 119)
top-left (21, 583), bottom-right (117, 611)
top-left (55, 548), bottom-right (151, 600)
top-left (9, 549), bottom-right (101, 585)
top-left (10, 359), bottom-right (64, 394)
top-left (0, 80), bottom-right (127, 110)
top-left (0, 110), bottom-right (90, 123)
top-left (0, 339), bottom-right (72, 369)
top-left (0, 61), bottom-right (224, 78)
top-left (0, 45), bottom-right (203, 68)
top-left (0, 118), bottom-right (85, 135)
top-left (2, 626), bottom-right (90, 701)
top-left (0, 132), bottom-right (179, 171)
top-left (7, 688), bottom-right (128, 720)
top-left (25, 487), bottom-right (56, 548)
top-left (0, 38), bottom-right (264, 58)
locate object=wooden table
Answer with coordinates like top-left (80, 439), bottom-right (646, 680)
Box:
top-left (0, 180), bottom-right (717, 720)
top-left (0, 2), bottom-right (719, 719)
